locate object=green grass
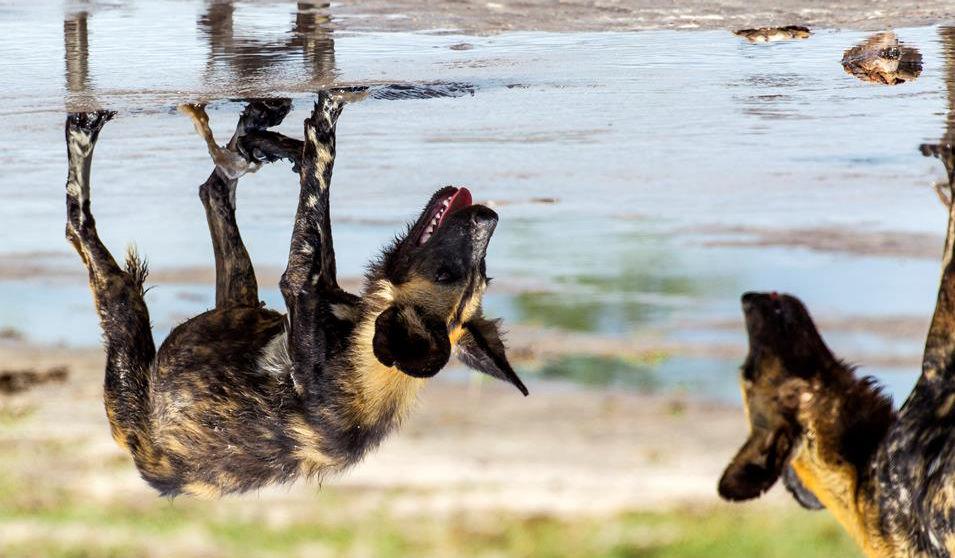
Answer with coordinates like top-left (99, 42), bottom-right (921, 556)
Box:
top-left (536, 354), bottom-right (665, 390)
top-left (0, 488), bottom-right (861, 558)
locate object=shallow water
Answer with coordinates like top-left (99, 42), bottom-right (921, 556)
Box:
top-left (4, 2), bottom-right (955, 403)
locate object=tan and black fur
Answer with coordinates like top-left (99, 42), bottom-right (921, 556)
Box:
top-left (64, 92), bottom-right (527, 498)
top-left (718, 149), bottom-right (955, 557)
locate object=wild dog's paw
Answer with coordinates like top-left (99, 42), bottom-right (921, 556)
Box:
top-left (329, 86), bottom-right (369, 105)
top-left (180, 103), bottom-right (260, 179)
top-left (307, 90), bottom-right (346, 134)
top-left (240, 98), bottom-right (293, 132)
top-left (178, 103), bottom-right (209, 127)
top-left (921, 143), bottom-right (955, 205)
top-left (66, 110), bottom-right (116, 138)
top-left (65, 111), bottom-right (115, 161)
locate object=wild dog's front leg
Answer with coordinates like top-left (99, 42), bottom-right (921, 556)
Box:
top-left (921, 144), bottom-right (955, 379)
top-left (280, 91), bottom-right (345, 395)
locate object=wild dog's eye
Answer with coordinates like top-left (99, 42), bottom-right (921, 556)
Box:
top-left (435, 266), bottom-right (461, 284)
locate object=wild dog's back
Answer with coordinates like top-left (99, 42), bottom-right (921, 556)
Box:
top-left (876, 379), bottom-right (955, 556)
top-left (878, 145), bottom-right (955, 556)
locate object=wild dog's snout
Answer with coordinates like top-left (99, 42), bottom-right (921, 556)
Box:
top-left (470, 205), bottom-right (498, 228)
top-left (741, 291), bottom-right (760, 313)
top-left (741, 291), bottom-right (783, 314)
top-left (467, 205), bottom-right (498, 251)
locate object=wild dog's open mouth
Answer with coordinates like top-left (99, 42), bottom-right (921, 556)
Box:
top-left (415, 187), bottom-right (473, 245)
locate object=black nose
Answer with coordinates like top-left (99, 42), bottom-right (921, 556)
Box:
top-left (470, 205), bottom-right (499, 226)
top-left (469, 206), bottom-right (499, 242)
top-left (741, 292), bottom-right (760, 312)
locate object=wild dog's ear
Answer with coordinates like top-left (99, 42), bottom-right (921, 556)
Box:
top-left (373, 305), bottom-right (450, 378)
top-left (718, 427), bottom-right (794, 501)
top-left (456, 316), bottom-right (529, 396)
top-left (783, 463), bottom-right (825, 510)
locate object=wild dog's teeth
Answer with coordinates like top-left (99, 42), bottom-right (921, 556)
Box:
top-left (420, 196), bottom-right (455, 244)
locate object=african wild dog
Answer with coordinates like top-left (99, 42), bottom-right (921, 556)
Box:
top-left (718, 147), bottom-right (955, 557)
top-left (64, 91), bottom-right (527, 498)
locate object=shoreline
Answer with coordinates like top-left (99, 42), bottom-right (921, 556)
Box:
top-left (300, 3), bottom-right (952, 35)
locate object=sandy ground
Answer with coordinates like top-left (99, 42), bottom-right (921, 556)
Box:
top-left (0, 340), bottom-right (751, 517)
top-left (332, 0), bottom-right (955, 33)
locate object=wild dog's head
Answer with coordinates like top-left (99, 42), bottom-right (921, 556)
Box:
top-left (718, 292), bottom-right (833, 509)
top-left (367, 186), bottom-right (527, 395)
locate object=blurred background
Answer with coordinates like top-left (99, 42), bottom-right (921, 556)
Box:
top-left (3, 1), bottom-right (955, 556)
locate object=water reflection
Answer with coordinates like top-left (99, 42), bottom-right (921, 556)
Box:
top-left (841, 32), bottom-right (922, 85)
top-left (943, 27), bottom-right (955, 146)
top-left (198, 1), bottom-right (337, 89)
top-left (63, 10), bottom-right (91, 108)
top-left (61, 1), bottom-right (340, 109)
top-left (920, 28), bottom-right (955, 182)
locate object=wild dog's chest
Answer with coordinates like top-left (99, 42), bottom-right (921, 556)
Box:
top-left (345, 318), bottom-right (469, 427)
top-left (790, 444), bottom-right (900, 558)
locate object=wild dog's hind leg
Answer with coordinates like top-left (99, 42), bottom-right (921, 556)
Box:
top-left (279, 92), bottom-right (345, 396)
top-left (920, 143), bottom-right (955, 380)
top-left (184, 100), bottom-right (294, 308)
top-left (65, 112), bottom-right (158, 458)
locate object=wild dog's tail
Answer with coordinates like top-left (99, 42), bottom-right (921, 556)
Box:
top-left (105, 248), bottom-right (175, 493)
top-left (65, 113), bottom-right (173, 492)
top-left (103, 246), bottom-right (158, 449)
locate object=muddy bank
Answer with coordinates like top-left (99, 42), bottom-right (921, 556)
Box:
top-left (0, 253), bottom-right (549, 295)
top-left (333, 0), bottom-right (954, 33)
top-left (0, 248), bottom-right (930, 373)
top-left (685, 224), bottom-right (942, 260)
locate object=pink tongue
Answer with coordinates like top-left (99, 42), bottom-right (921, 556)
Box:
top-left (437, 187), bottom-right (473, 228)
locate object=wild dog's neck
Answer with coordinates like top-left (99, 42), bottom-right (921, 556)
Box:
top-left (346, 283), bottom-right (425, 431)
top-left (789, 369), bottom-right (897, 557)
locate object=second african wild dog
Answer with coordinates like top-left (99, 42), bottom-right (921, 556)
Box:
top-left (64, 91), bottom-right (527, 497)
top-left (718, 147), bottom-right (955, 556)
